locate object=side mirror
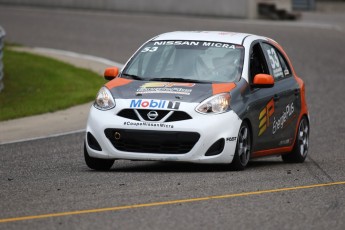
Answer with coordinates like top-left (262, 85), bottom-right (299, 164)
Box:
top-left (252, 74), bottom-right (274, 88)
top-left (104, 67), bottom-right (119, 81)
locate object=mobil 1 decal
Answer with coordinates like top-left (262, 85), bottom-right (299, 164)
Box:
top-left (258, 98), bottom-right (295, 136)
top-left (130, 99), bottom-right (180, 110)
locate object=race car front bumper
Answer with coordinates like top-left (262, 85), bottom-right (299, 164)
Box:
top-left (85, 100), bottom-right (242, 164)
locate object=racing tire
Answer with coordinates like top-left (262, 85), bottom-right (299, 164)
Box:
top-left (230, 122), bottom-right (252, 171)
top-left (282, 117), bottom-right (309, 163)
top-left (84, 142), bottom-right (114, 171)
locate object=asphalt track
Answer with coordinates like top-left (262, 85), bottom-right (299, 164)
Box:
top-left (0, 6), bottom-right (345, 230)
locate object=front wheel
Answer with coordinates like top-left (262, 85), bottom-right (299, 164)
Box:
top-left (230, 122), bottom-right (252, 171)
top-left (84, 142), bottom-right (115, 171)
top-left (282, 117), bottom-right (309, 163)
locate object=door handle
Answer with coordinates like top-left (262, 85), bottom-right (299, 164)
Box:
top-left (274, 94), bottom-right (280, 102)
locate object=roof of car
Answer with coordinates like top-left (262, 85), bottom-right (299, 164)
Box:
top-left (151, 31), bottom-right (256, 45)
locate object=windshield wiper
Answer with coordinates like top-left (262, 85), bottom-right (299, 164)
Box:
top-left (121, 73), bottom-right (145, 80)
top-left (149, 77), bottom-right (209, 84)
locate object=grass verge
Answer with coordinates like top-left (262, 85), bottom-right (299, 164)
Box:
top-left (0, 47), bottom-right (105, 121)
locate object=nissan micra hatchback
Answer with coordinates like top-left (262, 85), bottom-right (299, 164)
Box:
top-left (85, 31), bottom-right (309, 171)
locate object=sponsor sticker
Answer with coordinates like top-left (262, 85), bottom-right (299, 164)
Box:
top-left (136, 82), bottom-right (195, 96)
top-left (226, 137), bottom-right (237, 142)
top-left (258, 99), bottom-right (296, 136)
top-left (266, 47), bottom-right (283, 78)
top-left (141, 82), bottom-right (195, 88)
top-left (123, 121), bottom-right (174, 129)
top-left (153, 41), bottom-right (200, 46)
top-left (258, 99), bottom-right (275, 136)
top-left (136, 87), bottom-right (193, 95)
top-left (152, 41), bottom-right (238, 49)
top-left (129, 99), bottom-right (180, 110)
top-left (272, 102), bottom-right (295, 134)
top-left (279, 138), bottom-right (292, 146)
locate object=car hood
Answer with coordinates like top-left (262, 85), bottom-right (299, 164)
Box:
top-left (105, 78), bottom-right (236, 103)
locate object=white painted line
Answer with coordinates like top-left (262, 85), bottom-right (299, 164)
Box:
top-left (0, 129), bottom-right (86, 145)
top-left (32, 47), bottom-right (124, 68)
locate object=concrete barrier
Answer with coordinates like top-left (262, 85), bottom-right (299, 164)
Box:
top-left (0, 26), bottom-right (5, 93)
top-left (0, 0), bottom-right (258, 19)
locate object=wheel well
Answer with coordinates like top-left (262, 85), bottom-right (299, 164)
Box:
top-left (290, 114), bottom-right (309, 148)
top-left (300, 114), bottom-right (310, 133)
top-left (302, 114), bottom-right (310, 125)
top-left (242, 118), bottom-right (253, 148)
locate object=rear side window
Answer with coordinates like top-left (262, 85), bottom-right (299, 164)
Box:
top-left (261, 43), bottom-right (292, 80)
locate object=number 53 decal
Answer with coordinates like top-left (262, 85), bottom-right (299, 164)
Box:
top-left (267, 48), bottom-right (280, 70)
top-left (141, 47), bottom-right (159, 52)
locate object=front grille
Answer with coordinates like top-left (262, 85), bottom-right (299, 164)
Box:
top-left (117, 109), bottom-right (139, 121)
top-left (165, 111), bottom-right (192, 122)
top-left (117, 109), bottom-right (192, 122)
top-left (137, 109), bottom-right (170, 121)
top-left (104, 129), bottom-right (200, 154)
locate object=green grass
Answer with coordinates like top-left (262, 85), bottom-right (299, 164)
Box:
top-left (0, 47), bottom-right (106, 121)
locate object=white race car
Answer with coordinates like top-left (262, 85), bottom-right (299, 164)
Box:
top-left (85, 31), bottom-right (309, 170)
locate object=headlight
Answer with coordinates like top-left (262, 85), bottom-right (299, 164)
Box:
top-left (196, 93), bottom-right (231, 114)
top-left (94, 87), bottom-right (115, 110)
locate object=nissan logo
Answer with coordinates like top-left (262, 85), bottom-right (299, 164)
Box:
top-left (147, 111), bottom-right (159, 120)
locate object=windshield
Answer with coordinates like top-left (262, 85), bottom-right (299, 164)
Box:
top-left (122, 40), bottom-right (244, 83)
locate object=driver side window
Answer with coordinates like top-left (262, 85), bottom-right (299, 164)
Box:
top-left (249, 43), bottom-right (269, 82)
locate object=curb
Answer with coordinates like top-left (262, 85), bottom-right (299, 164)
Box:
top-left (10, 47), bottom-right (123, 75)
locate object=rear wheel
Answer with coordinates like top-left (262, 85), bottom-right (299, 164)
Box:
top-left (282, 117), bottom-right (309, 163)
top-left (230, 122), bottom-right (251, 171)
top-left (84, 142), bottom-right (114, 170)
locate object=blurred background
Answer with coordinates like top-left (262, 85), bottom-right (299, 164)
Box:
top-left (1, 1), bottom-right (345, 229)
top-left (1, 0), bottom-right (344, 93)
top-left (1, 0), bottom-right (344, 18)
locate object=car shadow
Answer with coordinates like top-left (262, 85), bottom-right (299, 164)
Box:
top-left (110, 161), bottom-right (230, 173)
top-left (92, 158), bottom-right (287, 173)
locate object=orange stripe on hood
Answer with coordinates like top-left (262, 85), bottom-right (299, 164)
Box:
top-left (212, 83), bottom-right (236, 95)
top-left (106, 78), bottom-right (133, 89)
